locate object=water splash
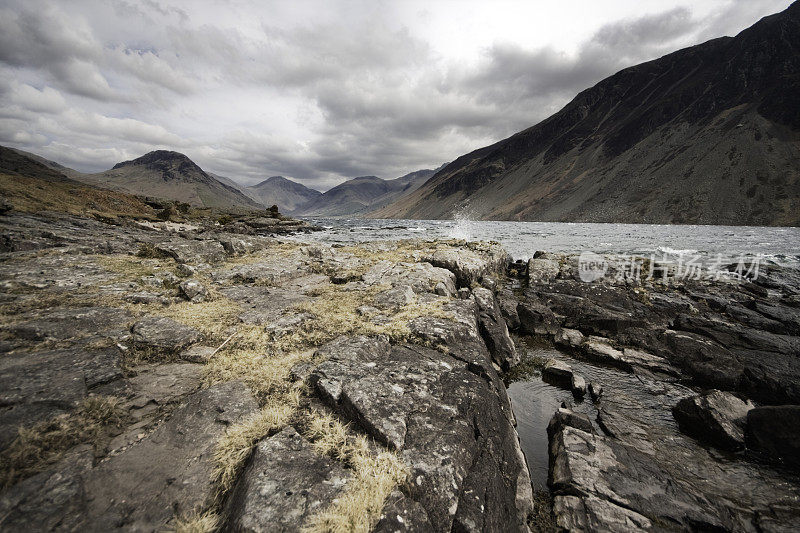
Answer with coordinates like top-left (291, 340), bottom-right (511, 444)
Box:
top-left (448, 204), bottom-right (478, 241)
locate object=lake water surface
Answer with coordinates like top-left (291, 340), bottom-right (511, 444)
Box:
top-left (298, 217), bottom-right (800, 265)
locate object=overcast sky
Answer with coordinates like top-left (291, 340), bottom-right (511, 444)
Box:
top-left (0, 0), bottom-right (792, 190)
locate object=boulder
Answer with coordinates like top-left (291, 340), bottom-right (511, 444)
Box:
top-left (554, 327), bottom-right (585, 348)
top-left (672, 390), bottom-right (753, 450)
top-left (527, 258), bottom-right (560, 284)
top-left (588, 382), bottom-right (603, 402)
top-left (178, 279), bottom-right (207, 302)
top-left (130, 316), bottom-right (202, 353)
top-left (571, 374), bottom-right (587, 399)
top-left (223, 426), bottom-right (350, 532)
top-left (517, 301), bottom-right (559, 336)
top-left (746, 406), bottom-right (800, 469)
top-left (542, 359), bottom-right (574, 388)
top-left (155, 239), bottom-right (228, 264)
top-left (424, 247), bottom-right (508, 288)
top-left (473, 287), bottom-right (519, 369)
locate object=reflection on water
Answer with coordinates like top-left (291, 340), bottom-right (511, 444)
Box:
top-left (506, 340), bottom-right (600, 490)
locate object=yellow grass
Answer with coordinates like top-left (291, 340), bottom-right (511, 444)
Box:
top-left (302, 410), bottom-right (408, 533)
top-left (211, 393), bottom-right (299, 496)
top-left (171, 511), bottom-right (220, 533)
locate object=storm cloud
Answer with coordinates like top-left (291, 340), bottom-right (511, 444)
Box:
top-left (0, 0), bottom-right (791, 190)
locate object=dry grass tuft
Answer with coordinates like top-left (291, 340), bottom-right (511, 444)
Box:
top-left (302, 410), bottom-right (408, 533)
top-left (205, 346), bottom-right (311, 401)
top-left (146, 297), bottom-right (242, 341)
top-left (0, 396), bottom-right (127, 488)
top-left (171, 510), bottom-right (220, 533)
top-left (211, 393), bottom-right (299, 496)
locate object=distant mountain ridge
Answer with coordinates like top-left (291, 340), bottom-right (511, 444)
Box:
top-left (247, 176), bottom-right (322, 212)
top-left (76, 150), bottom-right (262, 210)
top-left (373, 2), bottom-right (800, 225)
top-left (294, 169), bottom-right (436, 217)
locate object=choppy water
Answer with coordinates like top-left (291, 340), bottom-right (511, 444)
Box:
top-left (298, 217), bottom-right (800, 265)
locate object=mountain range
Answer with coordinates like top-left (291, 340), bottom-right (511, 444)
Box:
top-left (2, 145), bottom-right (438, 216)
top-left (245, 176), bottom-right (323, 212)
top-left (373, 2), bottom-right (800, 225)
top-left (293, 169), bottom-right (436, 217)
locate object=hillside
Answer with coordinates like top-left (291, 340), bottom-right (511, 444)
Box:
top-left (246, 176), bottom-right (322, 212)
top-left (0, 145), bottom-right (155, 218)
top-left (296, 169), bottom-right (435, 217)
top-left (373, 2), bottom-right (800, 225)
top-left (76, 151), bottom-right (262, 210)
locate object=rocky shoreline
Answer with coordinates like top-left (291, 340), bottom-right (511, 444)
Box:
top-left (0, 212), bottom-right (532, 532)
top-left (510, 252), bottom-right (800, 531)
top-left (1, 211), bottom-right (799, 531)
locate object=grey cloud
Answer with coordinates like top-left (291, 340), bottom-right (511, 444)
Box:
top-left (0, 0), bottom-right (791, 190)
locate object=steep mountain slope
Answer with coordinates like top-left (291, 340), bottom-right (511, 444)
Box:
top-left (374, 2), bottom-right (800, 225)
top-left (0, 145), bottom-right (155, 217)
top-left (76, 151), bottom-right (262, 210)
top-left (246, 176), bottom-right (322, 212)
top-left (5, 147), bottom-right (85, 180)
top-left (296, 169), bottom-right (435, 217)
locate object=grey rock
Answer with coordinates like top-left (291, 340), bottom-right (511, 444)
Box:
top-left (517, 301), bottom-right (559, 335)
top-left (661, 329), bottom-right (744, 391)
top-left (222, 426), bottom-right (349, 532)
top-left (424, 246), bottom-right (509, 287)
top-left (672, 390), bottom-right (753, 450)
top-left (125, 291), bottom-right (169, 305)
top-left (497, 290), bottom-right (520, 331)
top-left (527, 258), bottom-right (560, 284)
top-left (309, 335), bottom-right (532, 532)
top-left (4, 306), bottom-right (132, 342)
top-left (155, 239), bottom-right (228, 264)
top-left (571, 374), bottom-right (587, 399)
top-left (588, 382), bottom-right (603, 402)
top-left (374, 284), bottom-right (416, 311)
top-left (363, 260), bottom-right (456, 296)
top-left (175, 263), bottom-right (196, 277)
top-left (179, 279), bottom-right (207, 302)
top-left (553, 495), bottom-right (652, 532)
top-left (480, 276), bottom-right (497, 291)
top-left (473, 287), bottom-right (519, 369)
top-left (79, 381), bottom-right (258, 531)
top-left (131, 316), bottom-right (202, 353)
top-left (547, 407), bottom-right (594, 436)
top-left (746, 406), bottom-right (800, 469)
top-left (542, 359), bottom-right (574, 388)
top-left (434, 281), bottom-right (449, 296)
top-left (213, 260), bottom-right (304, 286)
top-left (374, 490), bottom-right (434, 532)
top-left (180, 345), bottom-right (217, 363)
top-left (0, 446), bottom-right (95, 531)
top-left (554, 327), bottom-right (585, 348)
top-left (0, 346), bottom-right (123, 444)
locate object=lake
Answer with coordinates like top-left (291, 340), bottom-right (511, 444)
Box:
top-left (298, 217), bottom-right (800, 266)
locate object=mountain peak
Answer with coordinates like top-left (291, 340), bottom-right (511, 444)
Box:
top-left (112, 150), bottom-right (198, 170)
